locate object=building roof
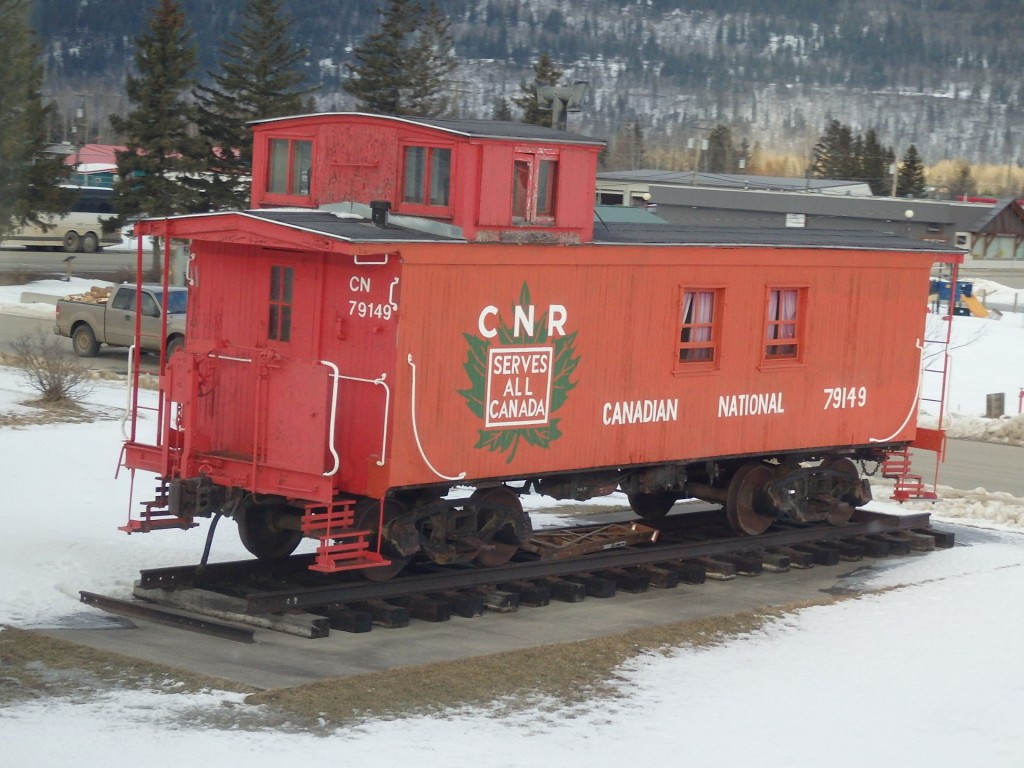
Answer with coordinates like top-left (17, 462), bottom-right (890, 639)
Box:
top-left (649, 184), bottom-right (995, 229)
top-left (967, 199), bottom-right (1024, 234)
top-left (593, 204), bottom-right (668, 224)
top-left (249, 112), bottom-right (606, 147)
top-left (598, 169), bottom-right (871, 195)
top-left (592, 221), bottom-right (961, 253)
top-left (237, 209), bottom-right (464, 243)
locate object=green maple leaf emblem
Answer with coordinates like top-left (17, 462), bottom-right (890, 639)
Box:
top-left (458, 282), bottom-right (578, 463)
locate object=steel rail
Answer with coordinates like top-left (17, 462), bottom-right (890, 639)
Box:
top-left (79, 591), bottom-right (256, 643)
top-left (239, 509), bottom-right (934, 613)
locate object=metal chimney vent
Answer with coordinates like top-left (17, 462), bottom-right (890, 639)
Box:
top-left (370, 200), bottom-right (391, 228)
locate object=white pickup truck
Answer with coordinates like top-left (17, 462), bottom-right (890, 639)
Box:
top-left (54, 284), bottom-right (188, 357)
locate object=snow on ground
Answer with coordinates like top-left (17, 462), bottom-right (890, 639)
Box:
top-left (2, 278), bottom-right (1024, 765)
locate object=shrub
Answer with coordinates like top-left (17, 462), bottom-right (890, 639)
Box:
top-left (10, 332), bottom-right (94, 405)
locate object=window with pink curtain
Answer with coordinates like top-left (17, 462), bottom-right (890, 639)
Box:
top-left (679, 289), bottom-right (719, 364)
top-left (765, 288), bottom-right (801, 359)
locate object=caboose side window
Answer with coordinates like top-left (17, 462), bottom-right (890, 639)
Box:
top-left (512, 151), bottom-right (559, 224)
top-left (764, 288), bottom-right (803, 360)
top-left (268, 266), bottom-right (293, 342)
top-left (678, 289), bottom-right (720, 367)
top-left (267, 139), bottom-right (312, 197)
top-left (402, 145), bottom-right (452, 209)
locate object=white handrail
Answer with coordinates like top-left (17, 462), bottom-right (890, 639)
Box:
top-left (388, 276), bottom-right (400, 309)
top-left (320, 360), bottom-right (342, 476)
top-left (320, 363), bottom-right (392, 474)
top-left (354, 252), bottom-right (392, 266)
top-left (407, 353), bottom-right (466, 481)
top-left (869, 339), bottom-right (924, 443)
top-left (120, 344), bottom-right (136, 441)
top-left (186, 250), bottom-right (197, 287)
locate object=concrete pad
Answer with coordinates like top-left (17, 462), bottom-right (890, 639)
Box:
top-left (44, 550), bottom-right (919, 691)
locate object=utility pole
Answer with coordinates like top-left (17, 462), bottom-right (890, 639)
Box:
top-left (688, 130), bottom-right (709, 185)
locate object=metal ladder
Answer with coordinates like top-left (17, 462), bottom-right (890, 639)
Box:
top-left (300, 500), bottom-right (392, 574)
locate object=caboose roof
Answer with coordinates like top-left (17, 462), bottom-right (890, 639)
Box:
top-left (247, 112), bottom-right (606, 147)
top-left (593, 221), bottom-right (964, 253)
top-left (141, 207), bottom-right (960, 256)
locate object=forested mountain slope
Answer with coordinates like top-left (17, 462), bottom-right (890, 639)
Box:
top-left (32, 0), bottom-right (1024, 165)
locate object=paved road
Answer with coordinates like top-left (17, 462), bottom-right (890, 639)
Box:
top-left (1, 247), bottom-right (163, 375)
top-left (0, 245), bottom-right (156, 280)
top-left (0, 306), bottom-right (160, 376)
top-left (912, 439), bottom-right (1024, 496)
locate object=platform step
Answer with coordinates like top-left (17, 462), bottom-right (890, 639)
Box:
top-left (301, 499), bottom-right (357, 537)
top-left (309, 547), bottom-right (391, 574)
top-left (301, 499), bottom-right (390, 574)
top-left (119, 515), bottom-right (197, 533)
top-left (891, 474), bottom-right (938, 501)
top-left (120, 489), bottom-right (197, 532)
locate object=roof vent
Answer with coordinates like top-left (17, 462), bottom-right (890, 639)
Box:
top-left (370, 200), bottom-right (391, 228)
top-left (537, 81), bottom-right (588, 131)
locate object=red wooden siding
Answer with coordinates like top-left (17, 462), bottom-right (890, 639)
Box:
top-left (249, 114), bottom-right (600, 243)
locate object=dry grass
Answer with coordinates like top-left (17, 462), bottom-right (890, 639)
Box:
top-left (247, 595), bottom-right (849, 726)
top-left (0, 357), bottom-right (155, 429)
top-left (0, 626), bottom-right (257, 706)
top-left (0, 589), bottom-right (888, 732)
top-left (0, 270), bottom-right (51, 287)
top-left (638, 146), bottom-right (1024, 197)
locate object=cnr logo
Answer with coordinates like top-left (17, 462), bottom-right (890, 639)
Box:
top-left (477, 303), bottom-right (568, 339)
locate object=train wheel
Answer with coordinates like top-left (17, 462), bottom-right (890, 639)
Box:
top-left (166, 335), bottom-right (185, 358)
top-left (236, 500), bottom-right (303, 560)
top-left (627, 491), bottom-right (676, 521)
top-left (360, 556), bottom-right (410, 582)
top-left (357, 498), bottom-right (411, 581)
top-left (725, 462), bottom-right (775, 535)
top-left (821, 457), bottom-right (859, 525)
top-left (471, 487), bottom-right (525, 567)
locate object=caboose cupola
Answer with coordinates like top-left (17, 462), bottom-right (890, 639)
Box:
top-left (248, 113), bottom-right (605, 244)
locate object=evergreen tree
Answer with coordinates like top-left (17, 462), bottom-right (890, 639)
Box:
top-left (705, 124), bottom-right (736, 173)
top-left (344, 0), bottom-right (411, 116)
top-left (0, 0), bottom-right (70, 239)
top-left (946, 158), bottom-right (977, 200)
top-left (861, 129), bottom-right (894, 196)
top-left (110, 0), bottom-right (206, 274)
top-left (896, 144), bottom-right (927, 198)
top-left (403, 0), bottom-right (456, 117)
top-left (812, 120), bottom-right (897, 189)
top-left (194, 0), bottom-right (312, 210)
top-left (343, 0), bottom-right (455, 117)
top-left (513, 54), bottom-right (562, 127)
top-left (811, 119), bottom-right (856, 180)
top-left (491, 97), bottom-right (513, 121)
top-left (739, 138), bottom-right (754, 173)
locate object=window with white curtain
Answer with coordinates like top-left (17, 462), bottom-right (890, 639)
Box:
top-left (765, 288), bottom-right (802, 360)
top-left (678, 289), bottom-right (720, 366)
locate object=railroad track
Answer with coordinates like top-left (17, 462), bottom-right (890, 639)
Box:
top-left (80, 508), bottom-right (954, 643)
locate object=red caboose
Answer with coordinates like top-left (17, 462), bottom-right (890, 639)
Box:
top-left (127, 113), bottom-right (959, 577)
